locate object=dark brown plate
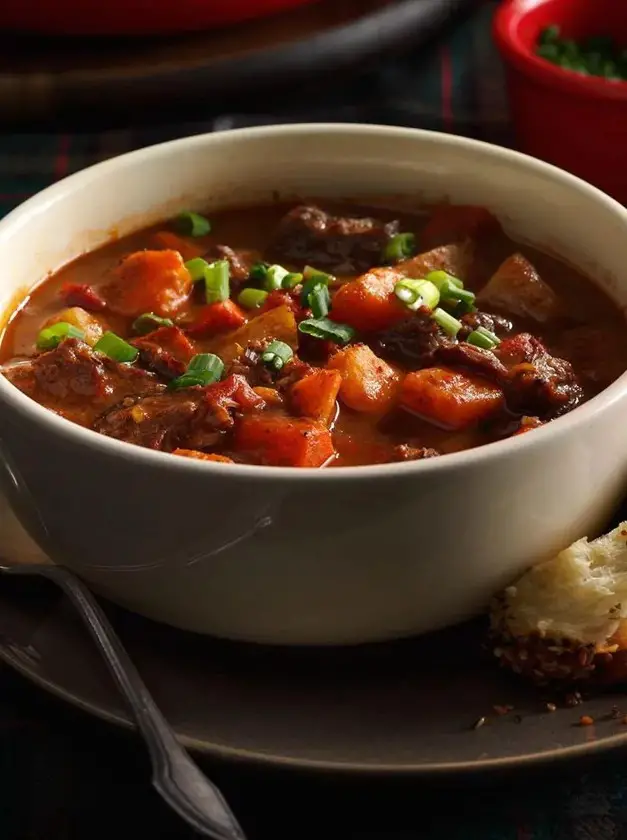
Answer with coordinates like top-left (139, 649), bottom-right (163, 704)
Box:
top-left (2, 499), bottom-right (627, 776)
top-left (0, 0), bottom-right (473, 128)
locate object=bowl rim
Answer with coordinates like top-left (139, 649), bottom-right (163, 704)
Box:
top-left (1, 122), bottom-right (627, 483)
top-left (493, 0), bottom-right (627, 101)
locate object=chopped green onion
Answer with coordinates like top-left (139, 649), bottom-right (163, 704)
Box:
top-left (264, 264), bottom-right (290, 291)
top-left (425, 270), bottom-right (464, 291)
top-left (203, 260), bottom-right (230, 304)
top-left (261, 340), bottom-right (294, 371)
top-left (94, 331), bottom-right (139, 363)
top-left (36, 322), bottom-right (85, 351)
top-left (169, 353), bottom-right (224, 390)
top-left (466, 327), bottom-right (501, 350)
top-left (303, 265), bottom-right (334, 284)
top-left (185, 257), bottom-right (211, 283)
top-left (174, 211), bottom-right (211, 238)
top-left (394, 279), bottom-right (440, 312)
top-left (383, 232), bottom-right (416, 263)
top-left (300, 269), bottom-right (332, 307)
top-left (238, 288), bottom-right (268, 310)
top-left (282, 272), bottom-right (303, 289)
top-left (308, 283), bottom-right (331, 319)
top-left (298, 317), bottom-right (355, 344)
top-left (432, 308), bottom-right (462, 338)
top-left (132, 313), bottom-right (174, 335)
top-left (249, 261), bottom-right (270, 283)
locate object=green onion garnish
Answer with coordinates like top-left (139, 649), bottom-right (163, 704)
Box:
top-left (132, 313), bottom-right (175, 335)
top-left (94, 331), bottom-right (139, 363)
top-left (466, 327), bottom-right (501, 350)
top-left (308, 283), bottom-right (331, 319)
top-left (203, 260), bottom-right (230, 304)
top-left (264, 265), bottom-right (290, 291)
top-left (261, 340), bottom-right (294, 371)
top-left (303, 265), bottom-right (334, 285)
top-left (425, 270), bottom-right (464, 291)
top-left (169, 353), bottom-right (224, 390)
top-left (174, 211), bottom-right (211, 238)
top-left (383, 232), bottom-right (416, 263)
top-left (249, 262), bottom-right (270, 283)
top-left (237, 288), bottom-right (268, 310)
top-left (300, 269), bottom-right (332, 307)
top-left (394, 279), bottom-right (440, 312)
top-left (36, 322), bottom-right (85, 351)
top-left (185, 257), bottom-right (211, 283)
top-left (298, 317), bottom-right (355, 344)
top-left (432, 308), bottom-right (462, 338)
top-left (282, 272), bottom-right (303, 289)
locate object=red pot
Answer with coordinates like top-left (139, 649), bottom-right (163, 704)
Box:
top-left (494, 0), bottom-right (627, 203)
top-left (0, 0), bottom-right (318, 36)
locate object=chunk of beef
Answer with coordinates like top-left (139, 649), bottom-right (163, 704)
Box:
top-left (393, 444), bottom-right (440, 461)
top-left (131, 326), bottom-right (197, 381)
top-left (205, 244), bottom-right (258, 287)
top-left (497, 333), bottom-right (583, 419)
top-left (434, 342), bottom-right (508, 383)
top-left (370, 311), bottom-right (452, 369)
top-left (93, 374), bottom-right (264, 451)
top-left (270, 205), bottom-right (399, 274)
top-left (396, 241), bottom-right (474, 285)
top-left (2, 338), bottom-right (160, 427)
top-left (477, 254), bottom-right (559, 322)
top-left (458, 310), bottom-right (513, 341)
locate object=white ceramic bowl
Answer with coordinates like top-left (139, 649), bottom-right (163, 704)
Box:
top-left (0, 124), bottom-right (627, 646)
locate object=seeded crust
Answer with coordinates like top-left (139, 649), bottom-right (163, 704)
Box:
top-left (489, 523), bottom-right (627, 685)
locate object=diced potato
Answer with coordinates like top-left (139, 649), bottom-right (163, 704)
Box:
top-left (43, 306), bottom-right (104, 347)
top-left (422, 205), bottom-right (501, 248)
top-left (291, 369), bottom-right (341, 426)
top-left (235, 414), bottom-right (335, 467)
top-left (477, 254), bottom-right (559, 322)
top-left (207, 305), bottom-right (298, 365)
top-left (397, 242), bottom-right (473, 283)
top-left (173, 449), bottom-right (234, 463)
top-left (328, 344), bottom-right (402, 414)
top-left (400, 367), bottom-right (504, 430)
top-left (103, 250), bottom-right (192, 318)
top-left (331, 268), bottom-right (406, 332)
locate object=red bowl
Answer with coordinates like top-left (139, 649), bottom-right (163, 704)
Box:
top-left (494, 0), bottom-right (627, 203)
top-left (0, 0), bottom-right (317, 36)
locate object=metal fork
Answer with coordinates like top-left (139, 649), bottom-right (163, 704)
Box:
top-left (0, 562), bottom-right (247, 840)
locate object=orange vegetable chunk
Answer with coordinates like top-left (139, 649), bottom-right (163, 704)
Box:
top-left (104, 250), bottom-right (192, 318)
top-left (400, 367), bottom-right (504, 430)
top-left (291, 369), bottom-right (342, 426)
top-left (330, 267), bottom-right (406, 332)
top-left (188, 300), bottom-right (247, 337)
top-left (235, 415), bottom-right (335, 467)
top-left (173, 449), bottom-right (234, 463)
top-left (328, 344), bottom-right (401, 414)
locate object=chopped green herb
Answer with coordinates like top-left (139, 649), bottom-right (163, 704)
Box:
top-left (169, 353), bottom-right (224, 389)
top-left (298, 317), bottom-right (355, 344)
top-left (394, 279), bottom-right (440, 312)
top-left (383, 232), bottom-right (416, 263)
top-left (261, 340), bottom-right (294, 371)
top-left (237, 288), bottom-right (268, 310)
top-left (94, 331), bottom-right (139, 363)
top-left (36, 322), bottom-right (85, 351)
top-left (132, 313), bottom-right (174, 335)
top-left (203, 260), bottom-right (230, 304)
top-left (174, 211), bottom-right (211, 237)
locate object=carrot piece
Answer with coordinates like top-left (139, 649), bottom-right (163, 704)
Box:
top-left (330, 267), bottom-right (407, 332)
top-left (422, 205), bottom-right (500, 248)
top-left (234, 415), bottom-right (335, 467)
top-left (253, 387), bottom-right (283, 406)
top-left (400, 368), bottom-right (504, 430)
top-left (173, 449), bottom-right (234, 463)
top-left (104, 250), bottom-right (192, 318)
top-left (187, 300), bottom-right (247, 337)
top-left (328, 344), bottom-right (401, 414)
top-left (132, 325), bottom-right (196, 363)
top-left (291, 369), bottom-right (341, 426)
top-left (153, 230), bottom-right (205, 261)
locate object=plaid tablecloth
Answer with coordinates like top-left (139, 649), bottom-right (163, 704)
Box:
top-left (3, 3), bottom-right (627, 838)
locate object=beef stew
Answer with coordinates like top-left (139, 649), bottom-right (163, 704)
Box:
top-left (1, 200), bottom-right (625, 468)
